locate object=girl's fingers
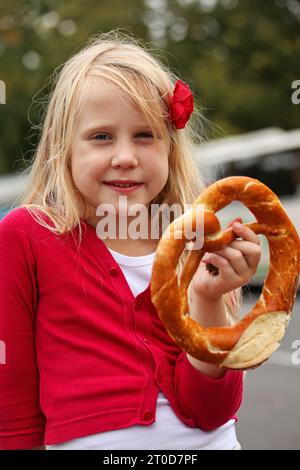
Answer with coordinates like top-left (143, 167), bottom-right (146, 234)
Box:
top-left (203, 240), bottom-right (261, 271)
top-left (229, 240), bottom-right (261, 269)
top-left (226, 217), bottom-right (243, 229)
top-left (202, 252), bottom-right (239, 278)
top-left (201, 220), bottom-right (262, 284)
top-left (232, 221), bottom-right (261, 246)
top-left (203, 246), bottom-right (249, 276)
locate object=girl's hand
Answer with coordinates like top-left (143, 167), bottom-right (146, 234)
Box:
top-left (191, 217), bottom-right (261, 301)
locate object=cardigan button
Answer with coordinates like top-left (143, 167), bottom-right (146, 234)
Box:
top-left (143, 410), bottom-right (154, 422)
top-left (133, 300), bottom-right (142, 311)
top-left (109, 267), bottom-right (119, 277)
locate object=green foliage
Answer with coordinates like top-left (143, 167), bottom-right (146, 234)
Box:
top-left (0, 0), bottom-right (299, 175)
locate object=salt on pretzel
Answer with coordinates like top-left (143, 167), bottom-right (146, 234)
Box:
top-left (150, 176), bottom-right (300, 370)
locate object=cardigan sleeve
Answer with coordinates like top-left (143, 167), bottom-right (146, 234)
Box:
top-left (0, 209), bottom-right (46, 450)
top-left (174, 351), bottom-right (243, 431)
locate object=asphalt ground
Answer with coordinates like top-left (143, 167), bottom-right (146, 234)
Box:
top-left (236, 289), bottom-right (300, 450)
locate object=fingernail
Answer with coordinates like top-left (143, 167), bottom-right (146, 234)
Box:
top-left (233, 222), bottom-right (242, 229)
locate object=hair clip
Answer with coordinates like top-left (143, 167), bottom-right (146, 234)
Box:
top-left (168, 79), bottom-right (194, 129)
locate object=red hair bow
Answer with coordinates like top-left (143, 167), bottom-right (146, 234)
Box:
top-left (168, 79), bottom-right (194, 130)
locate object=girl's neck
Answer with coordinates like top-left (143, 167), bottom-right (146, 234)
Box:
top-left (102, 237), bottom-right (157, 257)
top-left (86, 213), bottom-right (158, 256)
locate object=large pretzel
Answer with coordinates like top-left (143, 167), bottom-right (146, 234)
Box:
top-left (150, 176), bottom-right (300, 370)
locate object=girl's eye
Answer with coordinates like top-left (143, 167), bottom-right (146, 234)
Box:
top-left (138, 132), bottom-right (153, 138)
top-left (93, 134), bottom-right (111, 141)
top-left (92, 132), bottom-right (153, 141)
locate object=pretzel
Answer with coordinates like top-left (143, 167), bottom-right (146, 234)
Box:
top-left (150, 176), bottom-right (300, 370)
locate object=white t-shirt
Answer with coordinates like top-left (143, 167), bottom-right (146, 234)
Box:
top-left (47, 248), bottom-right (237, 450)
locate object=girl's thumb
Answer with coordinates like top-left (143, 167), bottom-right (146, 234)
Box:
top-left (226, 217), bottom-right (243, 228)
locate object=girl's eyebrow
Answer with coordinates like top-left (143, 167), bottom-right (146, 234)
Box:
top-left (83, 123), bottom-right (152, 134)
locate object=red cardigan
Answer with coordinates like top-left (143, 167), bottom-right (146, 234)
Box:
top-left (0, 208), bottom-right (243, 450)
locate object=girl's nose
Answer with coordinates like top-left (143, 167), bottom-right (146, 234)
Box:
top-left (111, 141), bottom-right (138, 168)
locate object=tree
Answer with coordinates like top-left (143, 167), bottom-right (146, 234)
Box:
top-left (0, 0), bottom-right (299, 175)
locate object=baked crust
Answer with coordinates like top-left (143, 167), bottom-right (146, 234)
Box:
top-left (150, 176), bottom-right (300, 370)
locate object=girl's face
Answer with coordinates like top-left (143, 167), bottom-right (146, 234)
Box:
top-left (71, 79), bottom-right (170, 226)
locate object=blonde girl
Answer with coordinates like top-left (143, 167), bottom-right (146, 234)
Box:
top-left (0, 30), bottom-right (261, 450)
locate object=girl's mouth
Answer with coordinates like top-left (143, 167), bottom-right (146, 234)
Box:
top-left (103, 182), bottom-right (144, 194)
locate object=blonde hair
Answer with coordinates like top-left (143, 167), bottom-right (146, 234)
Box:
top-left (19, 29), bottom-right (241, 321)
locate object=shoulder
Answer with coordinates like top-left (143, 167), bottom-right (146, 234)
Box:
top-left (0, 207), bottom-right (28, 227)
top-left (0, 207), bottom-right (84, 251)
top-left (0, 207), bottom-right (32, 229)
top-left (0, 208), bottom-right (38, 265)
top-left (0, 207), bottom-right (47, 236)
top-left (0, 207), bottom-right (52, 247)
top-left (0, 207), bottom-right (63, 263)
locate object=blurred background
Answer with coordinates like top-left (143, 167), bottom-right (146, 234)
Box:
top-left (0, 0), bottom-right (300, 450)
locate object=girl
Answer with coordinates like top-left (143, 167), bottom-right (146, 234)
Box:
top-left (0, 30), bottom-right (261, 450)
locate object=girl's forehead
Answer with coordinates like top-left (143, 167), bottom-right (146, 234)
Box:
top-left (82, 78), bottom-right (131, 107)
top-left (77, 78), bottom-right (157, 127)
